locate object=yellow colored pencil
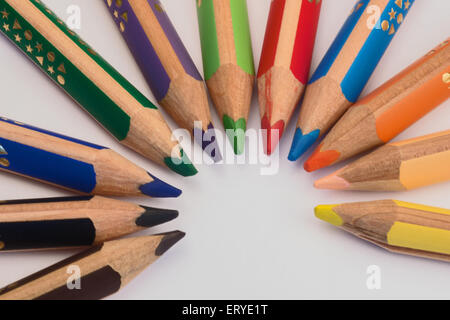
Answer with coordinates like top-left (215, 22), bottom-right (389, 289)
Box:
top-left (316, 200), bottom-right (450, 262)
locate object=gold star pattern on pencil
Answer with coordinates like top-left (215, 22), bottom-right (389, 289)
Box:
top-left (388, 8), bottom-right (396, 20)
top-left (1, 4), bottom-right (67, 86)
top-left (378, 0), bottom-right (411, 38)
top-left (106, 0), bottom-right (128, 33)
top-left (0, 9), bottom-right (8, 19)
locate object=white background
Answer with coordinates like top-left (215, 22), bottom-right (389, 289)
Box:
top-left (0, 0), bottom-right (449, 300)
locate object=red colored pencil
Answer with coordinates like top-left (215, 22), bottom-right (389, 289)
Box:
top-left (257, 0), bottom-right (321, 154)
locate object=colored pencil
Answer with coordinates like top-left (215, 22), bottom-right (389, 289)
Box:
top-left (305, 38), bottom-right (450, 172)
top-left (288, 0), bottom-right (415, 161)
top-left (196, 0), bottom-right (255, 155)
top-left (0, 196), bottom-right (178, 252)
top-left (0, 117), bottom-right (181, 197)
top-left (315, 200), bottom-right (450, 262)
top-left (0, 231), bottom-right (185, 300)
top-left (105, 0), bottom-right (221, 162)
top-left (257, 0), bottom-right (321, 155)
top-left (315, 130), bottom-right (450, 191)
top-left (0, 0), bottom-right (197, 176)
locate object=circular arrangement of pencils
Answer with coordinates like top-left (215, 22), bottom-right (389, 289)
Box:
top-left (0, 0), bottom-right (448, 300)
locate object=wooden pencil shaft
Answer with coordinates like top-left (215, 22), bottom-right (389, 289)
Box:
top-left (0, 196), bottom-right (178, 251)
top-left (319, 38), bottom-right (450, 164)
top-left (338, 130), bottom-right (450, 191)
top-left (0, 0), bottom-right (185, 169)
top-left (322, 200), bottom-right (450, 261)
top-left (0, 233), bottom-right (185, 300)
top-left (0, 117), bottom-right (158, 196)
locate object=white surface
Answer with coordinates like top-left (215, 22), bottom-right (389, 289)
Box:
top-left (0, 0), bottom-right (449, 300)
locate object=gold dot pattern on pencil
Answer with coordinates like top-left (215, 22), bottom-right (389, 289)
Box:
top-left (154, 3), bottom-right (164, 13)
top-left (0, 158), bottom-right (10, 168)
top-left (443, 73), bottom-right (450, 88)
top-left (380, 0), bottom-right (410, 37)
top-left (24, 30), bottom-right (32, 40)
top-left (0, 6), bottom-right (67, 87)
top-left (57, 74), bottom-right (66, 85)
top-left (351, 2), bottom-right (364, 14)
top-left (109, 1), bottom-right (128, 34)
top-left (47, 51), bottom-right (55, 62)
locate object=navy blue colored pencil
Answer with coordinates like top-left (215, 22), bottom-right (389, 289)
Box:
top-left (0, 117), bottom-right (181, 197)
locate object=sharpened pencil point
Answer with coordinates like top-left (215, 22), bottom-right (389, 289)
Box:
top-left (140, 173), bottom-right (182, 198)
top-left (136, 207), bottom-right (179, 228)
top-left (223, 115), bottom-right (246, 155)
top-left (314, 205), bottom-right (343, 226)
top-left (314, 170), bottom-right (350, 190)
top-left (304, 146), bottom-right (340, 172)
top-left (155, 230), bottom-right (186, 256)
top-left (164, 149), bottom-right (198, 177)
top-left (261, 114), bottom-right (285, 155)
top-left (194, 123), bottom-right (223, 163)
top-left (288, 128), bottom-right (320, 161)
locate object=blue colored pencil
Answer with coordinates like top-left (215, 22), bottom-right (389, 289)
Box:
top-left (288, 0), bottom-right (414, 161)
top-left (0, 117), bottom-right (181, 197)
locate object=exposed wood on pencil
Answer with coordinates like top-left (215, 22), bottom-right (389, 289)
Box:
top-left (258, 0), bottom-right (321, 154)
top-left (0, 117), bottom-right (181, 197)
top-left (315, 130), bottom-right (450, 191)
top-left (197, 0), bottom-right (255, 154)
top-left (1, 0), bottom-right (197, 176)
top-left (0, 196), bottom-right (178, 251)
top-left (315, 200), bottom-right (450, 262)
top-left (0, 231), bottom-right (185, 300)
top-left (305, 38), bottom-right (450, 172)
top-left (288, 0), bottom-right (415, 161)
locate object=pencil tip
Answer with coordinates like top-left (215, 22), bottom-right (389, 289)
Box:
top-left (314, 205), bottom-right (343, 226)
top-left (288, 128), bottom-right (320, 161)
top-left (194, 123), bottom-right (223, 162)
top-left (261, 115), bottom-right (285, 155)
top-left (223, 115), bottom-right (246, 155)
top-left (304, 146), bottom-right (340, 172)
top-left (314, 171), bottom-right (349, 190)
top-left (164, 149), bottom-right (198, 177)
top-left (155, 230), bottom-right (186, 256)
top-left (136, 207), bottom-right (179, 227)
top-left (140, 173), bottom-right (182, 198)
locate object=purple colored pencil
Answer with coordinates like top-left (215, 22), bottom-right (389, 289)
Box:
top-left (105, 0), bottom-right (221, 162)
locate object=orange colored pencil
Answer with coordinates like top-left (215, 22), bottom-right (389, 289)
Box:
top-left (288, 0), bottom-right (415, 161)
top-left (305, 38), bottom-right (450, 172)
